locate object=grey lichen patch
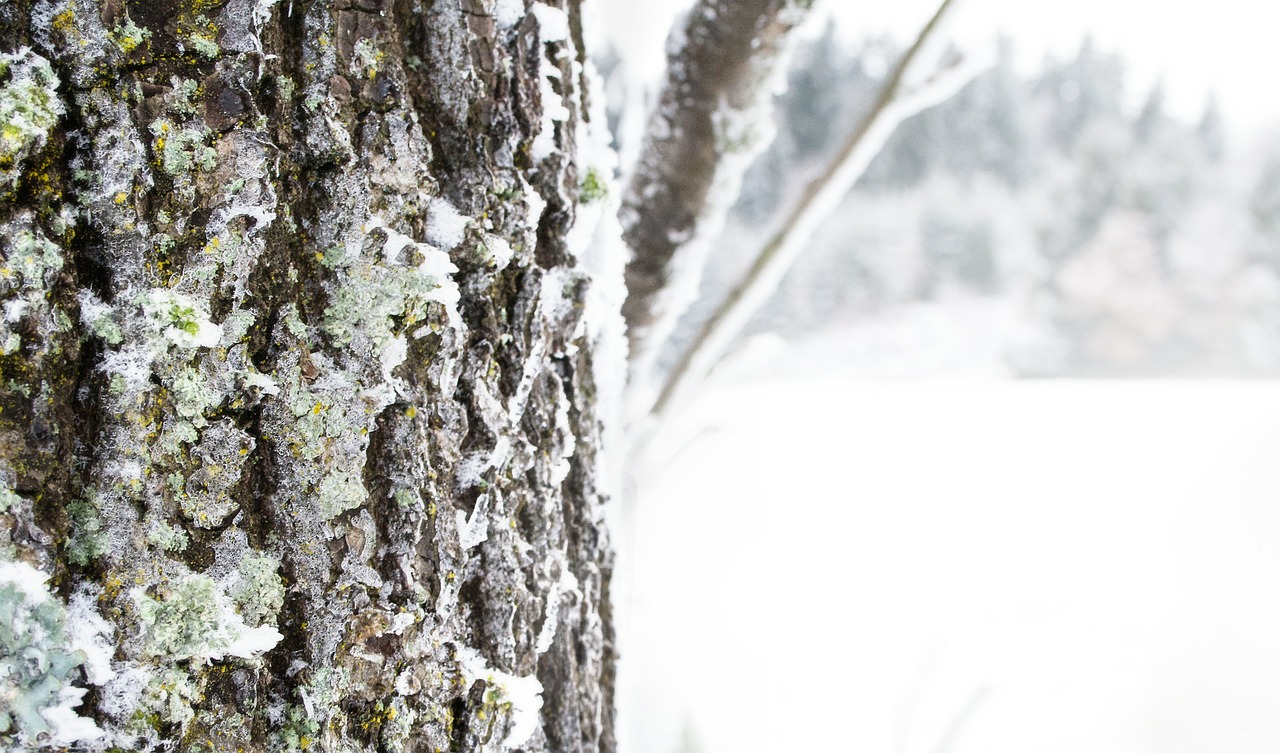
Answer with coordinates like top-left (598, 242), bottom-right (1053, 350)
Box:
top-left (0, 561), bottom-right (101, 749)
top-left (180, 420), bottom-right (254, 528)
top-left (0, 48), bottom-right (64, 193)
top-left (230, 555), bottom-right (284, 628)
top-left (321, 222), bottom-right (460, 361)
top-left (0, 228), bottom-right (63, 290)
top-left (271, 667), bottom-right (345, 751)
top-left (138, 666), bottom-right (201, 728)
top-left (316, 467), bottom-right (366, 519)
top-left (145, 516), bottom-right (190, 552)
top-left (351, 38), bottom-right (385, 80)
top-left (0, 485), bottom-right (17, 513)
top-left (137, 575), bottom-right (224, 661)
top-left (170, 366), bottom-right (222, 426)
top-left (79, 291), bottom-right (124, 346)
top-left (0, 222), bottom-right (66, 356)
top-left (149, 119), bottom-right (217, 178)
top-left (135, 570), bottom-right (282, 664)
top-left (65, 491), bottom-right (108, 565)
top-left (147, 114), bottom-right (218, 209)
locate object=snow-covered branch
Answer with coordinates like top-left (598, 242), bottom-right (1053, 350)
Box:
top-left (648, 0), bottom-right (987, 423)
top-left (619, 0), bottom-right (816, 385)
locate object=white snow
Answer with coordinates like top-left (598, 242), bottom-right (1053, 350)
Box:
top-left (426, 198), bottom-right (470, 250)
top-left (364, 215), bottom-right (462, 328)
top-left (456, 493), bottom-right (491, 551)
top-left (531, 2), bottom-right (570, 43)
top-left (387, 611), bottom-right (417, 635)
top-left (222, 622), bottom-right (284, 659)
top-left (0, 563), bottom-right (105, 746)
top-left (241, 371), bottom-right (280, 395)
top-left (0, 559), bottom-right (52, 604)
top-left (42, 695), bottom-right (104, 747)
top-left (534, 563), bottom-right (580, 655)
top-left (487, 234), bottom-right (515, 270)
top-left (380, 334), bottom-right (408, 381)
top-left (494, 0), bottom-right (525, 28)
top-left (456, 646), bottom-right (545, 747)
top-left (623, 375), bottom-right (1280, 753)
top-left (141, 289), bottom-right (223, 349)
top-left (65, 587), bottom-right (116, 686)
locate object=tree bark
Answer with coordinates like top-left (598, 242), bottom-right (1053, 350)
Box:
top-left (0, 0), bottom-right (616, 751)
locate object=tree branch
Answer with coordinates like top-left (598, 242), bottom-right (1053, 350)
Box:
top-left (647, 0), bottom-right (986, 424)
top-left (619, 0), bottom-right (817, 382)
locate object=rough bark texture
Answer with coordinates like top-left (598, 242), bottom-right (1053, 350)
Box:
top-left (618, 0), bottom-right (811, 376)
top-left (0, 0), bottom-right (616, 750)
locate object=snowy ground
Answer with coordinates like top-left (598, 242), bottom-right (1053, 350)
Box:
top-left (618, 366), bottom-right (1280, 753)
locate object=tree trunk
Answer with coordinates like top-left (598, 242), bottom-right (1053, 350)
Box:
top-left (0, 0), bottom-right (616, 750)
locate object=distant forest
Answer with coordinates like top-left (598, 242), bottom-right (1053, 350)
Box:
top-left (683, 27), bottom-right (1280, 377)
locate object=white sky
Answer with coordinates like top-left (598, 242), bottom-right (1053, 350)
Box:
top-left (827, 0), bottom-right (1280, 134)
top-left (598, 0), bottom-right (1280, 136)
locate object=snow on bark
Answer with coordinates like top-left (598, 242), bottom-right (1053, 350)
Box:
top-left (0, 0), bottom-right (619, 751)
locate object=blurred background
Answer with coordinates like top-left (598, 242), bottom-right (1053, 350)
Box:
top-left (595, 1), bottom-right (1280, 751)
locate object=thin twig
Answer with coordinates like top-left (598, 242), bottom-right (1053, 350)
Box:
top-left (932, 686), bottom-right (989, 753)
top-left (647, 0), bottom-right (986, 425)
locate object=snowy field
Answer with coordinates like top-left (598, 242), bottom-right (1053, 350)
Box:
top-left (619, 373), bottom-right (1280, 753)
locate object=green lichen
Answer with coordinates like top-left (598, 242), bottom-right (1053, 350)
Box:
top-left (172, 78), bottom-right (201, 116)
top-left (0, 486), bottom-right (17, 513)
top-left (231, 555), bottom-right (284, 628)
top-left (273, 703), bottom-right (320, 752)
top-left (186, 15), bottom-right (220, 59)
top-left (177, 420), bottom-right (251, 528)
top-left (318, 244), bottom-right (347, 269)
top-left (170, 367), bottom-right (220, 426)
top-left (145, 517), bottom-right (190, 552)
top-left (220, 310), bottom-right (256, 344)
top-left (0, 562), bottom-right (98, 749)
top-left (137, 574), bottom-right (225, 661)
top-left (0, 48), bottom-right (63, 192)
top-left (141, 289), bottom-right (222, 349)
top-left (189, 35), bottom-right (219, 59)
top-left (138, 666), bottom-right (199, 727)
top-left (1, 230), bottom-right (63, 291)
top-left (316, 468), bottom-right (366, 519)
top-left (66, 492), bottom-right (108, 566)
top-left (578, 167), bottom-right (608, 204)
top-left (352, 38), bottom-right (384, 79)
top-left (110, 18), bottom-right (151, 54)
top-left (276, 75), bottom-right (296, 103)
top-left (322, 263), bottom-right (447, 354)
top-left (157, 419), bottom-right (199, 456)
top-left (148, 119), bottom-right (216, 178)
top-left (88, 314), bottom-right (124, 345)
top-left (271, 669), bottom-right (344, 752)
